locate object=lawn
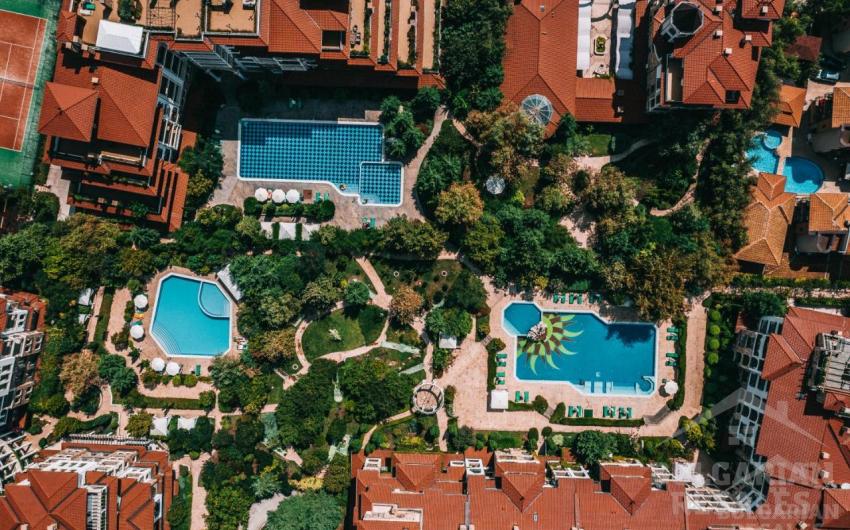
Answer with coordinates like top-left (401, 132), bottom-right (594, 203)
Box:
top-left (361, 346), bottom-right (423, 371)
top-left (583, 133), bottom-right (612, 156)
top-left (333, 256), bottom-right (376, 293)
top-left (302, 305), bottom-right (387, 360)
top-left (385, 322), bottom-right (425, 349)
top-left (372, 258), bottom-right (462, 304)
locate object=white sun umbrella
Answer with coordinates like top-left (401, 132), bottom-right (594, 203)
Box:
top-left (165, 361), bottom-right (180, 376)
top-left (133, 294), bottom-right (148, 310)
top-left (663, 380), bottom-right (679, 396)
top-left (130, 323), bottom-right (145, 340)
top-left (271, 189), bottom-right (286, 204)
top-left (151, 357), bottom-right (166, 372)
top-left (286, 189), bottom-right (300, 203)
top-left (254, 187), bottom-right (269, 202)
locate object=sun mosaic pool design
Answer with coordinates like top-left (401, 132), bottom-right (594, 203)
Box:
top-left (237, 119), bottom-right (403, 206)
top-left (503, 302), bottom-right (657, 395)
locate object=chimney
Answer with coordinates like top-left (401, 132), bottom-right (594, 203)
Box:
top-left (744, 34), bottom-right (752, 42)
top-left (723, 48), bottom-right (732, 56)
top-left (761, 4), bottom-right (768, 14)
top-left (822, 451), bottom-right (831, 460)
top-left (820, 470), bottom-right (830, 479)
top-left (714, 29), bottom-right (723, 37)
top-left (91, 76), bottom-right (99, 85)
top-left (714, 4), bottom-right (722, 12)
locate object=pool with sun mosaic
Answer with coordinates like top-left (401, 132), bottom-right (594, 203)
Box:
top-left (502, 302), bottom-right (657, 395)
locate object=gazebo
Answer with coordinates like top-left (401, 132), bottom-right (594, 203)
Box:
top-left (286, 189), bottom-right (300, 203)
top-left (151, 358), bottom-right (166, 372)
top-left (129, 324), bottom-right (144, 340)
top-left (133, 294), bottom-right (148, 310)
top-left (411, 381), bottom-right (444, 415)
top-left (254, 187), bottom-right (269, 202)
top-left (271, 189), bottom-right (286, 204)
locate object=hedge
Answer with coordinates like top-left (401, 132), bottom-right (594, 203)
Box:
top-left (113, 390), bottom-right (211, 411)
top-left (795, 297), bottom-right (850, 312)
top-left (49, 413), bottom-right (117, 443)
top-left (550, 416), bottom-right (645, 428)
top-left (93, 289), bottom-right (114, 345)
top-left (243, 197), bottom-right (335, 222)
top-left (732, 274), bottom-right (850, 290)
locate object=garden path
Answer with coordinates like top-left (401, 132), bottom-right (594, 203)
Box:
top-left (247, 493), bottom-right (288, 530)
top-left (574, 138), bottom-right (653, 171)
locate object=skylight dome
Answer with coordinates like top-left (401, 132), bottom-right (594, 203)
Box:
top-left (521, 94), bottom-right (554, 127)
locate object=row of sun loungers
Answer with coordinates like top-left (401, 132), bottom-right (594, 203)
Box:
top-left (603, 406), bottom-right (633, 419)
top-left (515, 391), bottom-right (531, 403)
top-left (551, 292), bottom-right (605, 304)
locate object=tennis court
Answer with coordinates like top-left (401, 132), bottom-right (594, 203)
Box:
top-left (0, 9), bottom-right (46, 152)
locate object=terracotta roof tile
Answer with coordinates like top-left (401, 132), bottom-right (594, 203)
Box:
top-left (740, 0), bottom-right (785, 20)
top-left (785, 34), bottom-right (822, 62)
top-left (735, 173), bottom-right (795, 267)
top-left (809, 192), bottom-right (850, 233)
top-left (37, 82), bottom-right (98, 142)
top-left (832, 86), bottom-right (850, 128)
top-left (774, 84), bottom-right (806, 127)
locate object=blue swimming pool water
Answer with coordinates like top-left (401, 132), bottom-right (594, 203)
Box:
top-left (238, 119), bottom-right (403, 206)
top-left (783, 156), bottom-right (824, 194)
top-left (503, 302), bottom-right (656, 395)
top-left (151, 275), bottom-right (231, 357)
top-left (763, 129), bottom-right (783, 149)
top-left (747, 134), bottom-right (780, 174)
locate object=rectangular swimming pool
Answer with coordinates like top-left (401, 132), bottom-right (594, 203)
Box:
top-left (503, 302), bottom-right (657, 395)
top-left (237, 119), bottom-right (403, 206)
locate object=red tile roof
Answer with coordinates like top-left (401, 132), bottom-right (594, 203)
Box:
top-left (740, 0), bottom-right (784, 20)
top-left (774, 84), bottom-right (807, 128)
top-left (38, 82), bottom-right (99, 142)
top-left (785, 34), bottom-right (822, 62)
top-left (735, 173), bottom-right (796, 268)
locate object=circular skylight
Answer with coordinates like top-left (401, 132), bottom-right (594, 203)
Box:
top-left (485, 175), bottom-right (506, 195)
top-left (521, 94), bottom-right (554, 127)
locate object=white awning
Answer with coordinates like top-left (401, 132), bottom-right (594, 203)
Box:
top-left (286, 189), bottom-right (300, 203)
top-left (254, 187), bottom-right (269, 202)
top-left (490, 389), bottom-right (509, 410)
top-left (96, 20), bottom-right (144, 55)
top-left (130, 324), bottom-right (145, 340)
top-left (577, 3), bottom-right (592, 71)
top-left (151, 358), bottom-right (166, 372)
top-left (616, 2), bottom-right (635, 79)
top-left (165, 362), bottom-right (180, 376)
top-left (438, 334), bottom-right (458, 350)
top-left (134, 294), bottom-right (148, 310)
top-left (77, 288), bottom-right (95, 307)
top-left (272, 189), bottom-right (286, 204)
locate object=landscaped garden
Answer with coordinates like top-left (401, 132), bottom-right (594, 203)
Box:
top-left (301, 305), bottom-right (387, 360)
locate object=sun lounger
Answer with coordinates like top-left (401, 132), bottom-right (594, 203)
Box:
top-left (666, 334), bottom-right (678, 341)
top-left (524, 391), bottom-right (529, 402)
top-left (576, 293), bottom-right (583, 304)
top-left (666, 352), bottom-right (679, 359)
top-left (618, 407), bottom-right (633, 419)
top-left (497, 360), bottom-right (506, 367)
top-left (195, 364), bottom-right (201, 376)
top-left (496, 377), bottom-right (505, 385)
top-left (603, 406), bottom-right (615, 418)
top-left (370, 218), bottom-right (377, 228)
top-left (569, 293), bottom-right (576, 304)
top-left (665, 360), bottom-right (677, 367)
top-left (667, 326), bottom-right (679, 333)
top-left (496, 353), bottom-right (507, 359)
top-left (560, 294), bottom-right (567, 303)
top-left (497, 371), bottom-right (505, 378)
top-left (553, 293), bottom-right (559, 302)
top-left (515, 391), bottom-right (522, 402)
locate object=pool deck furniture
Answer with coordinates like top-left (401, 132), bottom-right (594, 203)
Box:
top-left (495, 377), bottom-right (505, 386)
top-left (665, 360), bottom-right (677, 367)
top-left (667, 326), bottom-right (679, 333)
top-left (496, 352), bottom-right (507, 360)
top-left (666, 352), bottom-right (679, 359)
top-left (515, 391), bottom-right (522, 402)
top-left (568, 405), bottom-right (583, 418)
top-left (666, 334), bottom-right (678, 341)
top-left (497, 360), bottom-right (507, 368)
top-left (603, 405), bottom-right (615, 418)
top-left (497, 371), bottom-right (505, 378)
top-left (524, 391), bottom-right (530, 402)
top-left (618, 407), bottom-right (633, 419)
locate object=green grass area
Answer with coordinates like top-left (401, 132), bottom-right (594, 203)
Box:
top-left (0, 0), bottom-right (60, 187)
top-left (302, 305), bottom-right (387, 361)
top-left (170, 466), bottom-right (193, 530)
top-left (372, 258), bottom-right (461, 304)
top-left (331, 256), bottom-right (376, 293)
top-left (583, 133), bottom-right (612, 156)
top-left (385, 322), bottom-right (425, 349)
top-left (361, 346), bottom-right (423, 371)
top-left (265, 373), bottom-right (286, 404)
top-left (478, 430), bottom-right (525, 450)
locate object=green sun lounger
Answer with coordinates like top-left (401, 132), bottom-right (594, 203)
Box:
top-left (665, 360), bottom-right (677, 367)
top-left (370, 218), bottom-right (377, 228)
top-left (576, 293), bottom-right (583, 304)
top-left (496, 377), bottom-right (505, 385)
top-left (666, 352), bottom-right (679, 359)
top-left (667, 326), bottom-right (679, 333)
top-left (524, 391), bottom-right (529, 402)
top-left (666, 334), bottom-right (678, 341)
top-left (603, 406), bottom-right (615, 418)
top-left (496, 352), bottom-right (508, 359)
top-left (497, 371), bottom-right (505, 378)
top-left (553, 293), bottom-right (559, 302)
top-left (515, 391), bottom-right (522, 402)
top-left (497, 360), bottom-right (506, 368)
top-left (569, 293), bottom-right (576, 304)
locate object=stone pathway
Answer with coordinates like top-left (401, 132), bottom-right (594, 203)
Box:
top-left (248, 493), bottom-right (288, 530)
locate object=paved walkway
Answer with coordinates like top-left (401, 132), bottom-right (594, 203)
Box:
top-left (248, 493), bottom-right (288, 530)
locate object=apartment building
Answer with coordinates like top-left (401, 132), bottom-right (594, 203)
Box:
top-left (351, 446), bottom-right (835, 529)
top-left (0, 291), bottom-right (46, 433)
top-left (646, 0), bottom-right (782, 112)
top-left (727, 307), bottom-right (850, 528)
top-left (0, 438), bottom-right (174, 530)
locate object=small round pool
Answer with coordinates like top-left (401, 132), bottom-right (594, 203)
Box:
top-left (783, 157), bottom-right (824, 194)
top-left (763, 129), bottom-right (783, 150)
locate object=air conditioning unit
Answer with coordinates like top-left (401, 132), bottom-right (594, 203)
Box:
top-left (744, 34), bottom-right (752, 42)
top-left (822, 451), bottom-right (831, 460)
top-left (714, 5), bottom-right (722, 12)
top-left (723, 48), bottom-right (733, 56)
top-left (714, 29), bottom-right (723, 37)
top-left (820, 470), bottom-right (830, 479)
top-left (761, 5), bottom-right (768, 14)
top-left (91, 76), bottom-right (100, 85)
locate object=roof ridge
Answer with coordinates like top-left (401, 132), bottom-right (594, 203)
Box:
top-left (97, 80), bottom-right (148, 146)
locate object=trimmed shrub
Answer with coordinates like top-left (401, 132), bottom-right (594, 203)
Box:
top-left (708, 338), bottom-right (720, 351)
top-left (708, 325), bottom-right (721, 336)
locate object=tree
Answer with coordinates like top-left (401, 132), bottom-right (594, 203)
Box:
top-left (381, 100), bottom-right (425, 161)
top-left (235, 215), bottom-right (262, 243)
top-left (43, 214), bottom-right (121, 290)
top-left (205, 486), bottom-right (253, 530)
top-left (186, 171), bottom-right (216, 207)
top-left (179, 136), bottom-right (224, 181)
top-left (585, 166), bottom-right (636, 217)
top-left (536, 185), bottom-right (572, 217)
top-left (573, 430), bottom-right (613, 466)
top-left (0, 223), bottom-right (50, 285)
top-left (257, 291), bottom-right (302, 329)
top-left (435, 182), bottom-right (484, 225)
top-left (445, 270), bottom-right (487, 314)
top-left (465, 105), bottom-right (543, 184)
top-left (411, 87), bottom-right (441, 122)
top-left (425, 307), bottom-right (472, 338)
top-left (462, 213), bottom-right (504, 273)
top-left (117, 0), bottom-right (141, 21)
top-left (266, 492), bottom-right (343, 530)
top-left (252, 469), bottom-right (282, 499)
top-left (251, 328), bottom-right (296, 363)
top-left (302, 276), bottom-right (340, 313)
top-left (98, 355), bottom-right (137, 396)
top-left (740, 291), bottom-right (787, 321)
top-left (127, 227), bottom-right (160, 249)
top-left (60, 350), bottom-right (101, 397)
top-left (344, 280), bottom-right (371, 306)
top-left (379, 216), bottom-right (447, 259)
top-left (126, 413), bottom-right (153, 438)
top-left (339, 357), bottom-right (416, 423)
top-left (389, 285), bottom-right (423, 325)
top-left (323, 454), bottom-right (350, 494)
